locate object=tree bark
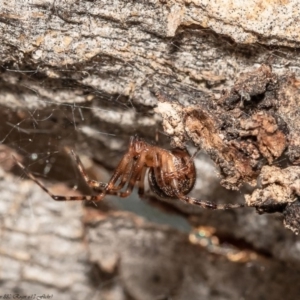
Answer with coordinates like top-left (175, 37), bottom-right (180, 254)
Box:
top-left (1, 1), bottom-right (300, 299)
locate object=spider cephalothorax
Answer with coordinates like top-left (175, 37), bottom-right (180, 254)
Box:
top-left (15, 135), bottom-right (244, 210)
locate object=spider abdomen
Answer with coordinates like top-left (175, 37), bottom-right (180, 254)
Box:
top-left (148, 148), bottom-right (196, 199)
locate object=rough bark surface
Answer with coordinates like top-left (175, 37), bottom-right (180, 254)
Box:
top-left (1, 1), bottom-right (300, 299)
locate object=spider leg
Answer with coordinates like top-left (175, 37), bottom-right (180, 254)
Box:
top-left (175, 192), bottom-right (244, 210)
top-left (171, 171), bottom-right (244, 209)
top-left (155, 155), bottom-right (244, 210)
top-left (69, 150), bottom-right (133, 193)
top-left (14, 151), bottom-right (135, 201)
top-left (173, 181), bottom-right (243, 209)
top-left (69, 149), bottom-right (107, 191)
top-left (114, 152), bottom-right (147, 198)
top-left (152, 152), bottom-right (166, 188)
top-left (137, 166), bottom-right (147, 197)
top-left (14, 159), bottom-right (72, 201)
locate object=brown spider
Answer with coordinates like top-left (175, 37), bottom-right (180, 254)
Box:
top-left (15, 135), bottom-right (244, 210)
